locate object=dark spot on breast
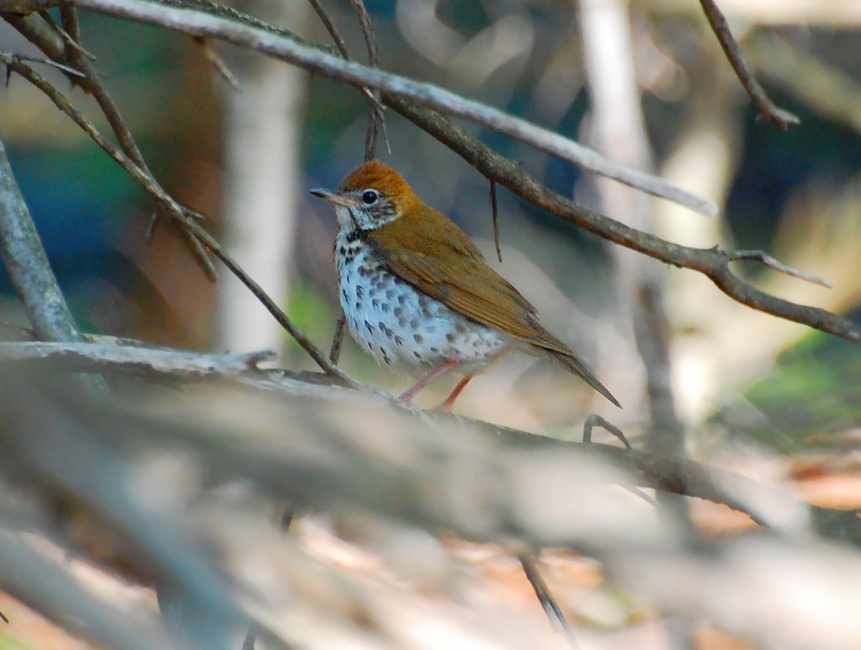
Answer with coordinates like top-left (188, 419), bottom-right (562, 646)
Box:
top-left (410, 319), bottom-right (419, 329)
top-left (398, 294), bottom-right (407, 305)
top-left (454, 322), bottom-right (467, 334)
top-left (446, 332), bottom-right (456, 343)
top-left (430, 346), bottom-right (439, 354)
top-left (381, 349), bottom-right (392, 365)
top-left (372, 299), bottom-right (379, 309)
top-left (395, 335), bottom-right (404, 346)
top-left (380, 303), bottom-right (390, 313)
top-left (355, 301), bottom-right (362, 311)
top-left (413, 351), bottom-right (422, 360)
top-left (393, 306), bottom-right (403, 318)
top-left (385, 289), bottom-right (395, 300)
top-left (341, 289), bottom-right (348, 301)
top-left (356, 285), bottom-right (364, 299)
top-left (358, 265), bottom-right (371, 277)
top-left (365, 320), bottom-right (375, 334)
top-left (413, 333), bottom-right (423, 344)
top-left (338, 246), bottom-right (346, 256)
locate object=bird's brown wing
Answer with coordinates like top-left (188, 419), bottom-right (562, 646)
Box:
top-left (367, 209), bottom-right (621, 407)
top-left (368, 210), bottom-right (558, 346)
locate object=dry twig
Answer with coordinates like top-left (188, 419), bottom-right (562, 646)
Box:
top-left (698, 0), bottom-right (800, 129)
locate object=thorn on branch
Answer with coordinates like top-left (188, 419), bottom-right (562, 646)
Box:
top-left (698, 0), bottom-right (800, 130)
top-left (3, 53), bottom-right (85, 80)
top-left (727, 249), bottom-right (832, 288)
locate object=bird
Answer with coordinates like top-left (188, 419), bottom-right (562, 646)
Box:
top-left (311, 160), bottom-right (619, 412)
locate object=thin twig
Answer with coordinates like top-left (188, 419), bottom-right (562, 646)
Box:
top-left (728, 249), bottom-right (832, 287)
top-left (329, 311), bottom-right (347, 364)
top-left (583, 414), bottom-right (631, 449)
top-left (307, 0), bottom-right (348, 58)
top-left (193, 35), bottom-right (241, 91)
top-left (38, 9), bottom-right (95, 60)
top-left (363, 108), bottom-right (378, 160)
top-left (67, 0), bottom-right (715, 216)
top-left (198, 227), bottom-right (355, 386)
top-left (349, 0), bottom-right (377, 66)
top-left (349, 0), bottom-right (390, 157)
top-left (698, 0), bottom-right (799, 130)
top-left (3, 52), bottom-right (84, 78)
top-left (59, 3), bottom-right (81, 44)
top-left (517, 552), bottom-right (578, 648)
top-left (582, 415), bottom-right (655, 507)
top-left (489, 179), bottom-right (502, 262)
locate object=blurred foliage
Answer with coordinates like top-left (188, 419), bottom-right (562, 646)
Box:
top-left (1, 1), bottom-right (860, 425)
top-left (711, 310), bottom-right (861, 451)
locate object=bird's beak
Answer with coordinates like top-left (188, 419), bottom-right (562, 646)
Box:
top-left (310, 188), bottom-right (358, 207)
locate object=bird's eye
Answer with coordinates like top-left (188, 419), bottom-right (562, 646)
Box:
top-left (362, 190), bottom-right (379, 205)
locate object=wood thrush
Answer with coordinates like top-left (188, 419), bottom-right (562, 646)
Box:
top-left (311, 160), bottom-right (619, 411)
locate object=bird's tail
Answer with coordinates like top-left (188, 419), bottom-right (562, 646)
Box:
top-left (547, 348), bottom-right (621, 408)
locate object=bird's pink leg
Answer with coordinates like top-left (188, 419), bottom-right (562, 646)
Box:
top-left (437, 375), bottom-right (474, 413)
top-left (399, 359), bottom-right (459, 403)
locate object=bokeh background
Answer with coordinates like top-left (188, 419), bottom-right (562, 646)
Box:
top-left (2, 0), bottom-right (860, 437)
top-left (1, 1), bottom-right (861, 646)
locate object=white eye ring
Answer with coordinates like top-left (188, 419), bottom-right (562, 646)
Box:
top-left (362, 190), bottom-right (379, 205)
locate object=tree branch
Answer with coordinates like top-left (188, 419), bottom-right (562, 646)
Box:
top-left (0, 135), bottom-right (86, 344)
top-left (4, 338), bottom-right (861, 548)
top-left (57, 0), bottom-right (716, 216)
top-left (13, 0), bottom-right (847, 343)
top-left (699, 0), bottom-right (800, 130)
top-left (0, 52), bottom-right (355, 385)
top-left (381, 97), bottom-right (859, 344)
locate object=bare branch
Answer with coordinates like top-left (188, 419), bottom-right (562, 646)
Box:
top-left (728, 249), bottom-right (833, 287)
top-left (0, 341), bottom-right (275, 377)
top-left (348, 0), bottom-right (389, 159)
top-left (382, 96), bottom-right (860, 344)
top-left (0, 135), bottom-right (85, 345)
top-left (698, 0), bottom-right (800, 130)
top-left (4, 52), bottom-right (84, 77)
top-left (65, 0), bottom-right (716, 216)
top-left (306, 0), bottom-right (348, 58)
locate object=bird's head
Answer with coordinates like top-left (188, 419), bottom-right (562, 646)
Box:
top-left (311, 160), bottom-right (421, 234)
